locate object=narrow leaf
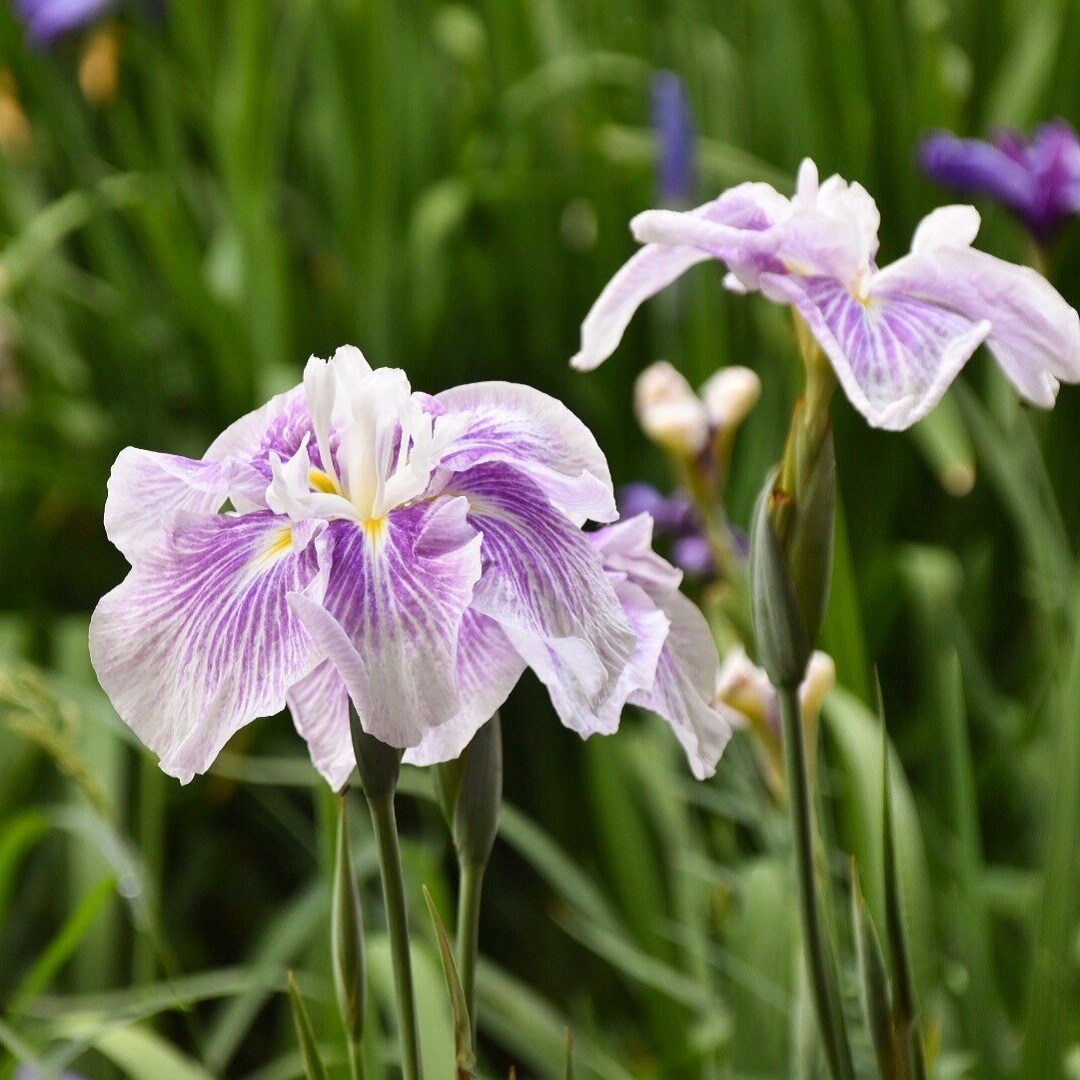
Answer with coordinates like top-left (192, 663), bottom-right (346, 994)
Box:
top-left (423, 885), bottom-right (476, 1079)
top-left (851, 860), bottom-right (895, 1079)
top-left (287, 971), bottom-right (329, 1080)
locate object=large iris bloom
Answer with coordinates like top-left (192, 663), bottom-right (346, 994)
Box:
top-left (920, 122), bottom-right (1080, 240)
top-left (90, 347), bottom-right (733, 787)
top-left (572, 159), bottom-right (1080, 430)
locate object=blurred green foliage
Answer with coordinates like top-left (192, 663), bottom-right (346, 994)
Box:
top-left (2, 0), bottom-right (1080, 1076)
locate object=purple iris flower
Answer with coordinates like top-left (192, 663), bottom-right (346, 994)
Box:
top-left (89, 347), bottom-right (734, 786)
top-left (572, 158), bottom-right (1080, 430)
top-left (15, 0), bottom-right (118, 43)
top-left (651, 71), bottom-right (696, 206)
top-left (920, 122), bottom-right (1080, 241)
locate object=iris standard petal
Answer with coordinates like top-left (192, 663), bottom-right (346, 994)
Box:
top-left (919, 132), bottom-right (1036, 218)
top-left (457, 463), bottom-right (636, 713)
top-left (288, 496), bottom-right (483, 749)
top-left (762, 273), bottom-right (992, 430)
top-left (436, 381), bottom-right (618, 523)
top-left (403, 610), bottom-right (527, 766)
top-left (629, 587), bottom-right (735, 780)
top-left (89, 511), bottom-right (329, 783)
top-left (104, 448), bottom-right (248, 562)
top-left (873, 245), bottom-right (1080, 405)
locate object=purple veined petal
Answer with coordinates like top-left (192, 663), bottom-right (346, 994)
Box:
top-left (570, 243), bottom-right (713, 372)
top-left (403, 611), bottom-right (527, 767)
top-left (204, 383), bottom-right (329, 481)
top-left (103, 448), bottom-right (249, 562)
top-left (590, 513), bottom-right (683, 598)
top-left (874, 245), bottom-right (1080, 405)
top-left (762, 272), bottom-right (992, 430)
top-left (629, 586), bottom-right (735, 780)
top-left (288, 496), bottom-right (483, 750)
top-left (89, 511), bottom-right (329, 783)
top-left (505, 576), bottom-right (668, 738)
top-left (286, 659), bottom-right (353, 792)
top-left (455, 463), bottom-right (636, 715)
top-left (435, 381), bottom-right (618, 524)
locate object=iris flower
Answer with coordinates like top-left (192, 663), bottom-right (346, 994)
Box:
top-left (651, 71), bottom-right (696, 206)
top-left (572, 159), bottom-right (1080, 430)
top-left (920, 122), bottom-right (1080, 241)
top-left (90, 347), bottom-right (733, 787)
top-left (16, 0), bottom-right (120, 43)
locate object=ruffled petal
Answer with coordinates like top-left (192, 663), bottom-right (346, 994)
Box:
top-left (762, 273), bottom-right (992, 430)
top-left (89, 511), bottom-right (329, 783)
top-left (403, 611), bottom-right (526, 766)
top-left (104, 448), bottom-right (244, 562)
top-left (288, 496), bottom-right (483, 749)
top-left (873, 245), bottom-right (1080, 405)
top-left (436, 381), bottom-right (617, 524)
top-left (629, 587), bottom-right (736, 780)
top-left (286, 660), bottom-right (353, 791)
top-left (204, 384), bottom-right (316, 472)
top-left (457, 464), bottom-right (636, 722)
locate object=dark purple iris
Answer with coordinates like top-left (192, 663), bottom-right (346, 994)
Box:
top-left (920, 121), bottom-right (1080, 240)
top-left (618, 483), bottom-right (717, 579)
top-left (651, 70), bottom-right (696, 206)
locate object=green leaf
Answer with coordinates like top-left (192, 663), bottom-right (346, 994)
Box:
top-left (422, 885), bottom-right (475, 1079)
top-left (287, 971), bottom-right (330, 1080)
top-left (852, 861), bottom-right (895, 1079)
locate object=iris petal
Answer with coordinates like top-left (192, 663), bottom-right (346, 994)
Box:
top-left (89, 510), bottom-right (328, 783)
top-left (288, 496), bottom-right (483, 749)
top-left (436, 381), bottom-right (618, 524)
top-left (763, 273), bottom-right (992, 430)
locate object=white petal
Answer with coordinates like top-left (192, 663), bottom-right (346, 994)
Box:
top-left (911, 205), bottom-right (981, 254)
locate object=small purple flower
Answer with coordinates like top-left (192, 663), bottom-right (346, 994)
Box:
top-left (15, 0), bottom-right (118, 44)
top-left (616, 484), bottom-right (717, 580)
top-left (651, 71), bottom-right (696, 206)
top-left (572, 158), bottom-right (1080, 430)
top-left (90, 347), bottom-right (734, 786)
top-left (15, 0), bottom-right (162, 45)
top-left (920, 122), bottom-right (1080, 240)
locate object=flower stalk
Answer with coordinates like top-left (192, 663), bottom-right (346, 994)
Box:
top-left (351, 712), bottom-right (423, 1080)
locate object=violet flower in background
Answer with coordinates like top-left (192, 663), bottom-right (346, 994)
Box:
top-left (651, 70), bottom-right (696, 206)
top-left (14, 0), bottom-right (162, 45)
top-left (920, 122), bottom-right (1080, 241)
top-left (15, 0), bottom-right (118, 44)
top-left (617, 483), bottom-right (717, 580)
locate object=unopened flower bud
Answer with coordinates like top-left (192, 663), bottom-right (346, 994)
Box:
top-left (634, 361), bottom-right (709, 456)
top-left (435, 715), bottom-right (502, 871)
top-left (799, 651), bottom-right (836, 727)
top-left (700, 366), bottom-right (761, 431)
top-left (750, 420), bottom-right (835, 688)
top-left (78, 25), bottom-right (120, 107)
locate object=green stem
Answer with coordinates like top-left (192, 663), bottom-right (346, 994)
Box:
top-left (778, 683), bottom-right (855, 1080)
top-left (345, 1036), bottom-right (367, 1080)
top-left (456, 861), bottom-right (485, 1044)
top-left (365, 793), bottom-right (423, 1080)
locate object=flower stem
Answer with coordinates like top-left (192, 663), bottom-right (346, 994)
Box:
top-left (455, 861), bottom-right (485, 1043)
top-left (778, 681), bottom-right (854, 1080)
top-left (365, 792), bottom-right (423, 1080)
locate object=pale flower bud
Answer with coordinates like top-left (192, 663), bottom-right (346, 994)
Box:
top-left (798, 650), bottom-right (836, 727)
top-left (700, 366), bottom-right (762, 430)
top-left (634, 361), bottom-right (709, 456)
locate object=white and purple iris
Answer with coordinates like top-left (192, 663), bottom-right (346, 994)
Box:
top-left (572, 159), bottom-right (1080, 430)
top-left (89, 347), bottom-right (733, 788)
